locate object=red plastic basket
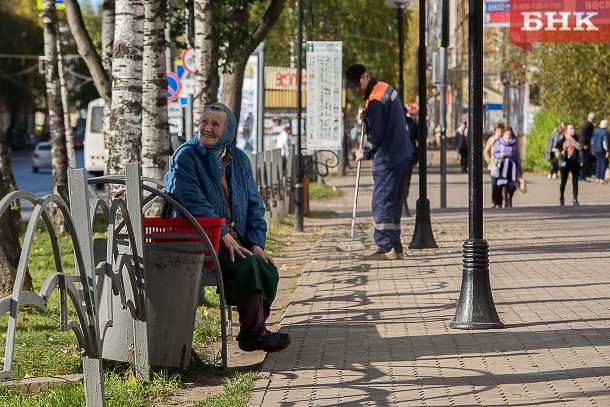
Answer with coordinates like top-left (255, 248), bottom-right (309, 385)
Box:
top-left (142, 217), bottom-right (225, 268)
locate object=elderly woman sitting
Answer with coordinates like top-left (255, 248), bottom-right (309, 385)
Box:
top-left (164, 103), bottom-right (290, 353)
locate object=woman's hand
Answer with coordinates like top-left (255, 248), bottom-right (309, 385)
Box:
top-left (251, 245), bottom-right (277, 267)
top-left (221, 233), bottom-right (252, 262)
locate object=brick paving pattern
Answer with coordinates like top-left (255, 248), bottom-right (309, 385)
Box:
top-left (250, 154), bottom-right (610, 406)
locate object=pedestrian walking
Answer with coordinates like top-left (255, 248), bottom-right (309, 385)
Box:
top-left (483, 122), bottom-right (504, 208)
top-left (276, 123), bottom-right (292, 171)
top-left (346, 63), bottom-right (414, 260)
top-left (492, 126), bottom-right (523, 208)
top-left (555, 123), bottom-right (581, 206)
top-left (591, 119), bottom-right (610, 184)
top-left (578, 112), bottom-right (595, 181)
top-left (544, 123), bottom-right (564, 179)
top-left (454, 119), bottom-right (468, 173)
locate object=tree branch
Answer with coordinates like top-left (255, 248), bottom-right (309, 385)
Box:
top-left (246, 0), bottom-right (287, 56)
top-left (64, 0), bottom-right (112, 105)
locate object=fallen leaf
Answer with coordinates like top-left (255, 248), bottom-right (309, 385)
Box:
top-left (58, 368), bottom-right (68, 375)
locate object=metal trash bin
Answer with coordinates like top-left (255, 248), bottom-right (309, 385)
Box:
top-left (99, 241), bottom-right (203, 367)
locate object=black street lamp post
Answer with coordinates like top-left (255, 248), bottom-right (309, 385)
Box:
top-left (449, 0), bottom-right (503, 329)
top-left (409, 0), bottom-right (437, 249)
top-left (295, 0), bottom-right (304, 232)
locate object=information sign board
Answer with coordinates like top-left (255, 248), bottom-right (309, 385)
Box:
top-left (306, 41), bottom-right (343, 152)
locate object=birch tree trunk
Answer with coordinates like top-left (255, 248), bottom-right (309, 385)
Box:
top-left (44, 0), bottom-right (69, 232)
top-left (142, 0), bottom-right (171, 216)
top-left (64, 0), bottom-right (112, 106)
top-left (102, 0), bottom-right (115, 74)
top-left (108, 0), bottom-right (144, 201)
top-left (193, 0), bottom-right (219, 124)
top-left (57, 38), bottom-right (76, 169)
top-left (102, 0), bottom-right (115, 173)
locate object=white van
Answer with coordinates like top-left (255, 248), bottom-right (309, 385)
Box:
top-left (83, 98), bottom-right (106, 176)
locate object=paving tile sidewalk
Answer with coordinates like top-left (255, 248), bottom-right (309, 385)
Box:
top-left (250, 156), bottom-right (610, 406)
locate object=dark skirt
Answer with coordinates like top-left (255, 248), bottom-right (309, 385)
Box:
top-left (496, 157), bottom-right (518, 189)
top-left (216, 244), bottom-right (279, 306)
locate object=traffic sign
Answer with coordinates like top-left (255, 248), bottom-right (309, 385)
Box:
top-left (167, 102), bottom-right (183, 118)
top-left (181, 74), bottom-right (195, 95)
top-left (167, 72), bottom-right (181, 102)
top-left (174, 60), bottom-right (185, 79)
top-left (182, 47), bottom-right (196, 75)
top-left (168, 117), bottom-right (184, 134)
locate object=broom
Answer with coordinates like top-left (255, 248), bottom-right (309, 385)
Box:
top-left (336, 121), bottom-right (366, 252)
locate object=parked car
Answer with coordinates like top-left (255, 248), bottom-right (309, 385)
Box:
top-left (32, 141), bottom-right (52, 173)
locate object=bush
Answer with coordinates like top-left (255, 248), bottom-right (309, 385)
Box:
top-left (523, 109), bottom-right (571, 172)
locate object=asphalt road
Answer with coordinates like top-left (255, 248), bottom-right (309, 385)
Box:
top-left (10, 147), bottom-right (86, 196)
top-left (9, 147), bottom-right (91, 221)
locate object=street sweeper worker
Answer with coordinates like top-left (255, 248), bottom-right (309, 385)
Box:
top-left (346, 64), bottom-right (414, 260)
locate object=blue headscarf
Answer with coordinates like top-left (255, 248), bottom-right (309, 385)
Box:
top-left (194, 102), bottom-right (236, 152)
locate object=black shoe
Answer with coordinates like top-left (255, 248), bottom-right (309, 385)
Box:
top-left (238, 329), bottom-right (291, 353)
top-left (573, 198), bottom-right (579, 206)
top-left (559, 197), bottom-right (564, 206)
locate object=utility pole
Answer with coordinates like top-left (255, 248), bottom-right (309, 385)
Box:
top-left (294, 0), bottom-right (304, 232)
top-left (439, 0), bottom-right (449, 208)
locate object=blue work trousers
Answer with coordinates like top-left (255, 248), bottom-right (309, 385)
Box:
top-left (372, 159), bottom-right (409, 253)
top-left (595, 152), bottom-right (607, 181)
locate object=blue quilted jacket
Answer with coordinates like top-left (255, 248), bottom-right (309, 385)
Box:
top-left (164, 103), bottom-right (267, 249)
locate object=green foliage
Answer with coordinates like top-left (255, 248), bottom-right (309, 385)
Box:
top-left (523, 108), bottom-right (569, 172)
top-left (0, 370), bottom-right (180, 406)
top-left (0, 0), bottom-right (45, 109)
top-left (308, 180), bottom-right (343, 200)
top-left (197, 372), bottom-right (263, 407)
top-left (533, 43), bottom-right (610, 121)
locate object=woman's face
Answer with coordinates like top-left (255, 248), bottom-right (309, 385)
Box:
top-left (198, 109), bottom-right (227, 149)
top-left (503, 130), bottom-right (512, 141)
top-left (494, 128), bottom-right (503, 139)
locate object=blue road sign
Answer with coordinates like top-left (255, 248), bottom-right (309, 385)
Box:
top-left (167, 72), bottom-right (181, 102)
top-left (175, 64), bottom-right (185, 79)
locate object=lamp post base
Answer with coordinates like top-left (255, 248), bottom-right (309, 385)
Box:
top-left (449, 239), bottom-right (504, 330)
top-left (408, 198), bottom-right (438, 249)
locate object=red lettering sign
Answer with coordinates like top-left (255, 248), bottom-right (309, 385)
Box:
top-left (510, 0), bottom-right (610, 51)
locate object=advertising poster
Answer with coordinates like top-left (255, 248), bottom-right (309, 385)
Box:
top-left (306, 41), bottom-right (343, 152)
